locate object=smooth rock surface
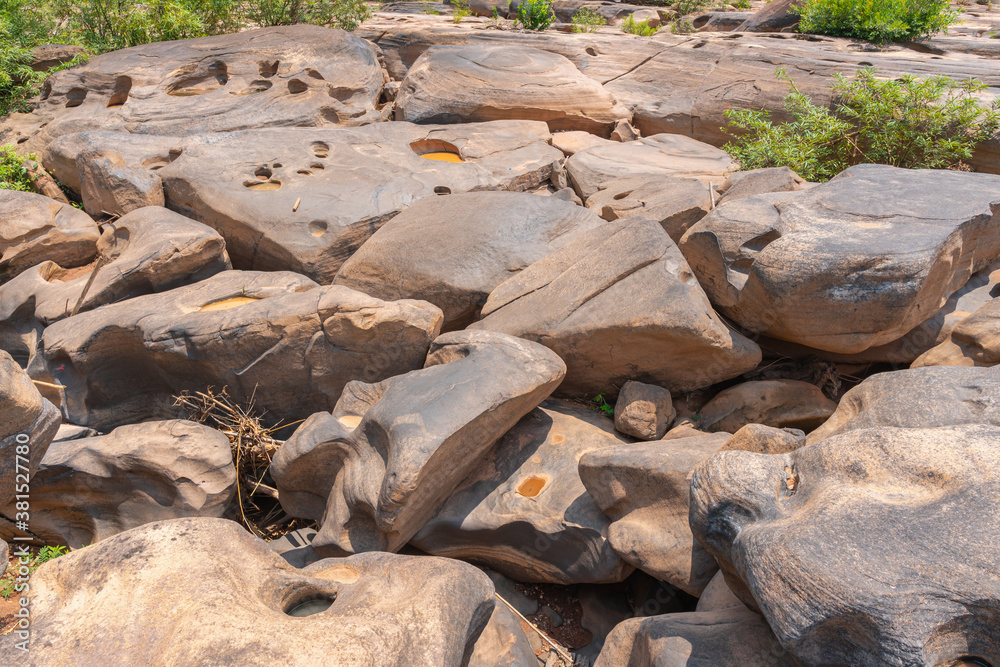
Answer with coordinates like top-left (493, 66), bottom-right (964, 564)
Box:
top-left (335, 191), bottom-right (604, 330)
top-left (697, 380), bottom-right (837, 434)
top-left (78, 148), bottom-right (165, 217)
top-left (412, 399), bottom-right (634, 584)
top-left (41, 270), bottom-right (442, 429)
top-left (715, 166), bottom-right (809, 206)
top-left (585, 175), bottom-right (712, 242)
top-left (0, 190), bottom-right (100, 280)
top-left (271, 330), bottom-right (566, 555)
top-left (396, 45), bottom-right (631, 135)
top-left (472, 218), bottom-right (761, 395)
top-left (680, 165), bottom-right (1000, 354)
top-left (0, 518), bottom-right (496, 666)
top-left (912, 296), bottom-right (1000, 368)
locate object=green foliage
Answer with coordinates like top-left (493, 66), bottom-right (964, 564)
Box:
top-left (723, 67), bottom-right (1000, 182)
top-left (731, 0), bottom-right (751, 8)
top-left (0, 545), bottom-right (70, 598)
top-left (591, 393), bottom-right (615, 418)
top-left (622, 15), bottom-right (659, 35)
top-left (669, 17), bottom-right (694, 33)
top-left (451, 0), bottom-right (471, 22)
top-left (516, 0), bottom-right (554, 30)
top-left (0, 144), bottom-right (36, 191)
top-left (571, 7), bottom-right (606, 32)
top-left (671, 0), bottom-right (710, 14)
top-left (794, 0), bottom-right (957, 44)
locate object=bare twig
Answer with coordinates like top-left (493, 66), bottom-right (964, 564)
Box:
top-left (495, 594), bottom-right (575, 665)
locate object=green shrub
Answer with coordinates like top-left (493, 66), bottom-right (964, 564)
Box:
top-left (671, 0), bottom-right (710, 14)
top-left (516, 0), bottom-right (554, 30)
top-left (669, 17), bottom-right (694, 33)
top-left (731, 0), bottom-right (751, 9)
top-left (451, 0), bottom-right (471, 22)
top-left (0, 144), bottom-right (36, 191)
top-left (571, 7), bottom-right (606, 32)
top-left (622, 15), bottom-right (658, 35)
top-left (795, 0), bottom-right (957, 44)
top-left (723, 67), bottom-right (1000, 182)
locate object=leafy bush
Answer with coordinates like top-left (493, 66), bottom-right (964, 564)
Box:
top-left (571, 7), bottom-right (606, 32)
top-left (622, 15), bottom-right (659, 35)
top-left (731, 0), bottom-right (751, 9)
top-left (723, 68), bottom-right (1000, 182)
top-left (0, 144), bottom-right (37, 191)
top-left (516, 0), bottom-right (554, 30)
top-left (794, 0), bottom-right (957, 44)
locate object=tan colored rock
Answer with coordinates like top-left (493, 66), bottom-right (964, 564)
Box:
top-left (696, 571), bottom-right (744, 612)
top-left (586, 175), bottom-right (712, 242)
top-left (45, 120), bottom-right (563, 282)
top-left (41, 270), bottom-right (442, 429)
top-left (715, 166), bottom-right (809, 206)
top-left (472, 218), bottom-right (761, 395)
top-left (335, 191), bottom-right (605, 330)
top-left (698, 380), bottom-right (837, 434)
top-left (0, 420), bottom-right (236, 547)
top-left (0, 518), bottom-right (496, 666)
top-left (78, 148), bottom-right (164, 218)
top-left (719, 423), bottom-right (805, 455)
top-left (552, 130), bottom-right (613, 156)
top-left (912, 296), bottom-right (1000, 368)
top-left (271, 330), bottom-right (566, 555)
top-left (469, 603), bottom-right (538, 667)
top-left (734, 0), bottom-right (798, 32)
top-left (412, 399), bottom-right (633, 584)
top-left (566, 134), bottom-right (734, 199)
top-left (396, 45), bottom-right (632, 136)
top-left (680, 165), bottom-right (1000, 354)
top-left (614, 380), bottom-right (675, 440)
top-left (0, 190), bottom-right (99, 280)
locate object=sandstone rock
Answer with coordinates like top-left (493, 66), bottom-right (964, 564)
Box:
top-left (4, 26), bottom-right (386, 157)
top-left (271, 330), bottom-right (565, 555)
top-left (692, 11), bottom-right (755, 31)
top-left (0, 518), bottom-right (495, 666)
top-left (912, 296), bottom-right (1000, 368)
top-left (807, 365), bottom-right (1000, 444)
top-left (41, 270), bottom-right (442, 429)
top-left (690, 424), bottom-right (1000, 666)
top-left (610, 119), bottom-right (639, 143)
top-left (78, 148), bottom-right (164, 218)
top-left (463, 0), bottom-right (512, 17)
top-left (469, 602), bottom-right (539, 667)
top-left (680, 165), bottom-right (1000, 354)
top-left (552, 130), bottom-right (612, 156)
top-left (396, 45), bottom-right (631, 136)
top-left (696, 570), bottom-right (744, 612)
top-left (0, 421), bottom-right (235, 547)
top-left (628, 8), bottom-right (661, 28)
top-left (0, 190), bottom-right (99, 280)
top-left (578, 433), bottom-right (730, 595)
top-left (28, 44), bottom-right (84, 72)
top-left (0, 351), bottom-right (60, 508)
top-left (45, 120), bottom-right (563, 282)
top-left (715, 166), bottom-right (809, 206)
top-left (595, 607), bottom-right (793, 667)
top-left (335, 191), bottom-right (605, 330)
top-left (614, 381), bottom-right (675, 441)
top-left (566, 134), bottom-right (734, 199)
top-left (270, 527), bottom-right (321, 568)
top-left (472, 218), bottom-right (761, 395)
top-left (734, 0), bottom-right (798, 32)
top-left (551, 1), bottom-right (663, 25)
top-left (697, 380), bottom-right (837, 434)
top-left (719, 423), bottom-right (804, 455)
top-left (585, 175), bottom-right (712, 242)
top-left (412, 400), bottom-right (633, 584)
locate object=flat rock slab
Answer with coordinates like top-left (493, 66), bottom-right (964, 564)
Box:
top-left (412, 399), bottom-right (634, 585)
top-left (395, 45), bottom-right (631, 136)
top-left (0, 420), bottom-right (235, 547)
top-left (335, 191), bottom-right (605, 330)
top-left (680, 164), bottom-right (1000, 354)
top-left (472, 218), bottom-right (761, 395)
top-left (0, 518), bottom-right (495, 666)
top-left (41, 270), bottom-right (442, 429)
top-left (45, 120), bottom-right (564, 282)
top-left (691, 424), bottom-right (1000, 666)
top-left (0, 25), bottom-right (386, 156)
top-left (271, 330), bottom-right (566, 555)
top-left (566, 134), bottom-right (733, 199)
top-left (0, 190), bottom-right (99, 280)
top-left (586, 175), bottom-right (712, 242)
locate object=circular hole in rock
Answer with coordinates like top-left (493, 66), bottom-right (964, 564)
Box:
top-left (285, 595), bottom-right (337, 618)
top-left (613, 191), bottom-right (633, 201)
top-left (306, 68), bottom-right (325, 80)
top-left (952, 660), bottom-right (992, 667)
top-left (297, 169), bottom-right (313, 176)
top-left (311, 142), bottom-right (329, 158)
top-left (586, 47), bottom-right (598, 56)
top-left (517, 475), bottom-right (547, 498)
top-left (255, 166), bottom-right (272, 180)
top-left (273, 163), bottom-right (283, 168)
top-left (434, 186), bottom-right (451, 196)
top-left (310, 162), bottom-right (325, 170)
top-left (288, 79), bottom-right (308, 94)
top-left (308, 220), bottom-right (327, 237)
top-left (410, 139), bottom-right (464, 163)
top-left (244, 180), bottom-right (282, 191)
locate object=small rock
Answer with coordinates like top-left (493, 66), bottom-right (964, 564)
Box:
top-left (614, 381), bottom-right (675, 440)
top-left (715, 166), bottom-right (809, 205)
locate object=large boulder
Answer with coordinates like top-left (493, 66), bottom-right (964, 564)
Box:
top-left (690, 424), bottom-right (1000, 666)
top-left (0, 350), bottom-right (60, 507)
top-left (697, 380), bottom-right (837, 434)
top-left (1, 26), bottom-right (386, 156)
top-left (40, 270), bottom-right (443, 429)
top-left (0, 420), bottom-right (235, 547)
top-left (411, 399), bottom-right (633, 584)
top-left (78, 148), bottom-right (165, 218)
top-left (0, 190), bottom-right (99, 280)
top-left (578, 433), bottom-right (729, 595)
top-left (45, 121), bottom-right (564, 282)
top-left (734, 0), bottom-right (799, 32)
top-left (585, 175), bottom-right (712, 242)
top-left (912, 296), bottom-right (1000, 368)
top-left (335, 192), bottom-right (605, 330)
top-left (679, 165), bottom-right (1000, 354)
top-left (807, 365), bottom-right (1000, 444)
top-left (271, 330), bottom-right (566, 555)
top-left (395, 45), bottom-right (631, 136)
top-left (0, 518), bottom-right (495, 666)
top-left (471, 218), bottom-right (761, 396)
top-left (595, 607), bottom-right (794, 667)
top-left (566, 134), bottom-right (734, 199)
